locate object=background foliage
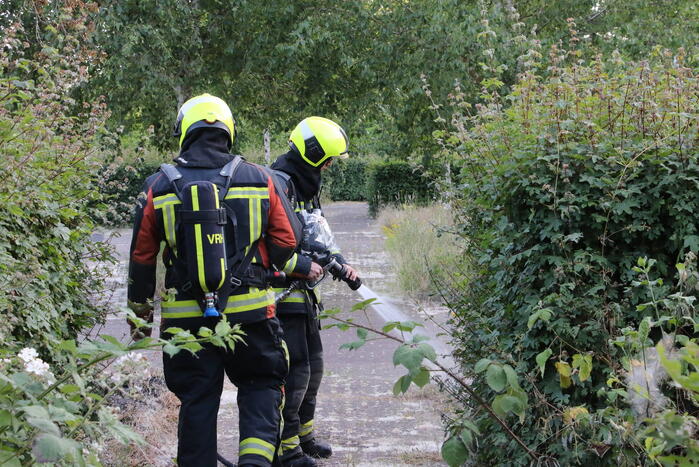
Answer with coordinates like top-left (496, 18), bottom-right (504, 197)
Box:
top-left (2, 0), bottom-right (699, 465)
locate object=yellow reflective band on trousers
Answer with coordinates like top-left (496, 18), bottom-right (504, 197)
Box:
top-left (190, 185), bottom-right (209, 293)
top-left (272, 288), bottom-right (306, 304)
top-left (160, 289), bottom-right (274, 318)
top-left (281, 435), bottom-right (300, 453)
top-left (299, 419), bottom-right (314, 438)
top-left (240, 437), bottom-right (275, 462)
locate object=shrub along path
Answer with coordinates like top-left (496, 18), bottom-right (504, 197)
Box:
top-left (105, 201), bottom-right (447, 466)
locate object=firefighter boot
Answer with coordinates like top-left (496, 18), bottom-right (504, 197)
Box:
top-left (282, 453), bottom-right (317, 467)
top-left (301, 439), bottom-right (332, 459)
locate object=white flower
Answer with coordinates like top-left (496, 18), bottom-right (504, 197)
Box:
top-left (18, 348), bottom-right (39, 363)
top-left (110, 352), bottom-right (149, 383)
top-left (17, 348), bottom-right (54, 382)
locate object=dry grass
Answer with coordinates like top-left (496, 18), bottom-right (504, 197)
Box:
top-left (377, 204), bottom-right (463, 299)
top-left (101, 378), bottom-right (179, 466)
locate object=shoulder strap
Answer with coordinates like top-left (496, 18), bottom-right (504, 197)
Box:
top-left (218, 155), bottom-right (244, 200)
top-left (262, 167), bottom-right (303, 243)
top-left (160, 163), bottom-right (184, 200)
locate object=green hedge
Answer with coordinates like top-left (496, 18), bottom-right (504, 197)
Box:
top-left (366, 160), bottom-right (435, 215)
top-left (323, 158), bottom-right (369, 201)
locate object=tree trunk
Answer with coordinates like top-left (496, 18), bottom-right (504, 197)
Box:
top-left (264, 129), bottom-right (271, 166)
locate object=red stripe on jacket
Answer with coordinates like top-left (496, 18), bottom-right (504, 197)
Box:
top-left (131, 187), bottom-right (160, 265)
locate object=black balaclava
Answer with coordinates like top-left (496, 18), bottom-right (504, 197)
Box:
top-left (174, 127), bottom-right (235, 169)
top-left (270, 149), bottom-right (322, 201)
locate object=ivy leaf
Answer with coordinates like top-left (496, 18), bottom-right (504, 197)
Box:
top-left (393, 345), bottom-right (424, 371)
top-left (527, 308), bottom-right (552, 329)
top-left (339, 340), bottom-right (365, 351)
top-left (572, 354), bottom-right (593, 382)
top-left (0, 410), bottom-right (13, 427)
top-left (418, 343), bottom-right (437, 362)
top-left (486, 364), bottom-right (506, 392)
top-left (26, 417), bottom-right (60, 436)
top-left (0, 451), bottom-right (20, 467)
top-left (535, 349), bottom-right (552, 378)
top-left (351, 298), bottom-right (377, 311)
top-left (382, 322), bottom-right (398, 333)
top-left (441, 435), bottom-right (469, 467)
top-left (555, 361), bottom-right (573, 388)
top-left (683, 235), bottom-right (699, 252)
top-left (502, 364), bottom-right (520, 389)
top-left (491, 394), bottom-right (523, 418)
top-left (215, 319), bottom-right (232, 336)
top-left (392, 375), bottom-right (411, 395)
top-left (163, 343), bottom-right (181, 357)
top-left (412, 367), bottom-right (430, 387)
top-left (474, 359), bottom-right (491, 373)
top-left (32, 434), bottom-right (78, 463)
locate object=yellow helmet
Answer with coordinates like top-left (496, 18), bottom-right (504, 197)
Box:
top-left (173, 94), bottom-right (236, 148)
top-left (289, 116), bottom-right (349, 167)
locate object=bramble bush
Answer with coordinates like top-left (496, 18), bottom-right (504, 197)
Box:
top-left (434, 39), bottom-right (699, 465)
top-left (0, 9), bottom-right (114, 357)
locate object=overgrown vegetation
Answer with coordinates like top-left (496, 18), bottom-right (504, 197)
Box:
top-left (435, 35), bottom-right (699, 464)
top-left (378, 205), bottom-right (462, 299)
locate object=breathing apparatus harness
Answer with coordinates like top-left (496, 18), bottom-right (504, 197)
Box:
top-left (275, 208), bottom-right (361, 304)
top-left (160, 157), bottom-right (288, 317)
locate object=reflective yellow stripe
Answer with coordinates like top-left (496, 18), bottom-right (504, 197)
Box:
top-left (190, 185), bottom-right (209, 293)
top-left (162, 289), bottom-right (273, 318)
top-left (224, 288), bottom-right (274, 313)
top-left (155, 197), bottom-right (177, 255)
top-left (281, 339), bottom-right (290, 368)
top-left (254, 198), bottom-right (262, 244)
top-left (283, 254), bottom-right (298, 274)
top-left (273, 288), bottom-right (307, 304)
top-left (213, 188), bottom-right (225, 290)
top-left (161, 300), bottom-right (202, 318)
top-left (153, 193), bottom-right (180, 208)
top-left (299, 419), bottom-right (314, 438)
top-left (240, 437), bottom-right (275, 461)
top-left (225, 187), bottom-right (269, 199)
top-left (281, 435), bottom-right (300, 452)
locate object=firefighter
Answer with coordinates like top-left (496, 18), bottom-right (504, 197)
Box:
top-left (127, 94), bottom-right (300, 467)
top-left (270, 117), bottom-right (358, 467)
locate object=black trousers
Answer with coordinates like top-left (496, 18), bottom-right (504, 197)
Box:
top-left (163, 317), bottom-right (288, 467)
top-left (278, 313), bottom-right (323, 460)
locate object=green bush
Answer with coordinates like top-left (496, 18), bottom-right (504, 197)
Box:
top-left (367, 160), bottom-right (435, 215)
top-left (0, 21), bottom-right (115, 356)
top-left (323, 158), bottom-right (368, 201)
top-left (101, 158), bottom-right (162, 226)
top-left (439, 49), bottom-right (699, 465)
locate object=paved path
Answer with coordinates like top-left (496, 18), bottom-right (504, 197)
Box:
top-left (103, 202), bottom-right (448, 466)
